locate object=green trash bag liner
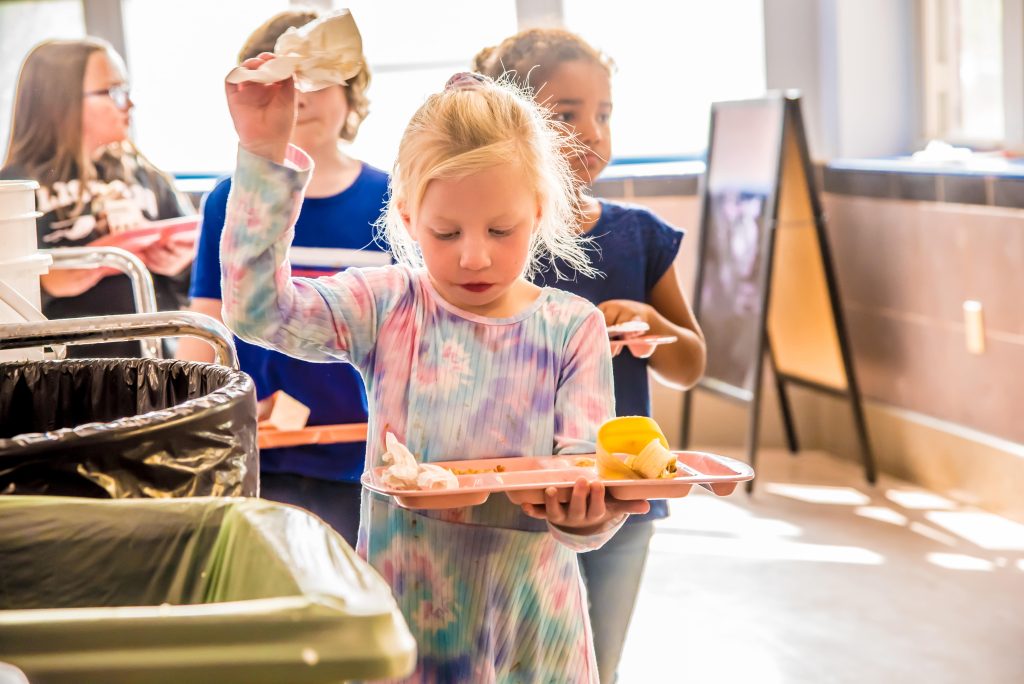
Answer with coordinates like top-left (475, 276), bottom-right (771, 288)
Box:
top-left (0, 496), bottom-right (415, 683)
top-left (0, 359), bottom-right (258, 498)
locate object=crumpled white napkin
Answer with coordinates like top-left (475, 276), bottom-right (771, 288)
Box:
top-left (380, 432), bottom-right (459, 491)
top-left (225, 9), bottom-right (363, 92)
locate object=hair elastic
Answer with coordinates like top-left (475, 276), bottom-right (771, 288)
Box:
top-left (445, 71), bottom-right (487, 90)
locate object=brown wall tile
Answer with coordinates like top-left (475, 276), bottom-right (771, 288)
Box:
top-left (842, 306), bottom-right (1024, 443)
top-left (592, 179), bottom-right (628, 198)
top-left (992, 178), bottom-right (1024, 208)
top-left (896, 173), bottom-right (940, 201)
top-left (941, 175), bottom-right (987, 205)
top-left (823, 168), bottom-right (898, 198)
top-left (633, 175), bottom-right (700, 197)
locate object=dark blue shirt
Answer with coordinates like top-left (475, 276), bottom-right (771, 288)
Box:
top-left (190, 164), bottom-right (389, 482)
top-left (534, 199), bottom-right (684, 520)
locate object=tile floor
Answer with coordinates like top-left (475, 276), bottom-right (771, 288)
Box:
top-left (616, 449), bottom-right (1024, 684)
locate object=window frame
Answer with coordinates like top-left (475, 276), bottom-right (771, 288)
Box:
top-left (919, 0), bottom-right (1024, 149)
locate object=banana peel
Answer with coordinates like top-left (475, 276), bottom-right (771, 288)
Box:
top-left (596, 416), bottom-right (677, 480)
top-left (596, 450), bottom-right (642, 480)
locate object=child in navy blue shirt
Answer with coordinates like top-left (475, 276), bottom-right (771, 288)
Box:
top-left (178, 10), bottom-right (388, 546)
top-left (475, 29), bottom-right (707, 683)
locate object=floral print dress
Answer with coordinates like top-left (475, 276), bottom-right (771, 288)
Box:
top-left (221, 146), bottom-right (620, 683)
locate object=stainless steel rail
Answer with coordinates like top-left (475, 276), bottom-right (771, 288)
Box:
top-left (0, 311), bottom-right (238, 368)
top-left (43, 246), bottom-right (161, 358)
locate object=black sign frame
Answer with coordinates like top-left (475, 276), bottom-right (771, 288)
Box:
top-left (681, 93), bottom-right (876, 490)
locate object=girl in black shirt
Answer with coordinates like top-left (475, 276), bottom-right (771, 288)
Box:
top-left (1, 38), bottom-right (194, 357)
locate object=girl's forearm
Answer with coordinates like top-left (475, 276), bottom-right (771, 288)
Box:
top-left (220, 148), bottom-right (303, 344)
top-left (646, 308), bottom-right (706, 390)
top-left (39, 268), bottom-right (109, 297)
top-left (220, 145), bottom-right (351, 363)
top-left (222, 145), bottom-right (374, 366)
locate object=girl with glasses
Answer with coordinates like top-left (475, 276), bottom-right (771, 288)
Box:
top-left (1, 38), bottom-right (195, 357)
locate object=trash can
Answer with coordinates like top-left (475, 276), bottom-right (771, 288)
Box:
top-left (0, 496), bottom-right (416, 683)
top-left (0, 359), bottom-right (258, 498)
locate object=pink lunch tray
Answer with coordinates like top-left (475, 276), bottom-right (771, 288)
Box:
top-left (361, 451), bottom-right (754, 510)
top-left (95, 216), bottom-right (200, 252)
top-left (609, 334), bottom-right (677, 357)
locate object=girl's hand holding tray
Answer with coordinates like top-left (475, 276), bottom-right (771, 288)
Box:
top-left (606, 320), bottom-right (678, 359)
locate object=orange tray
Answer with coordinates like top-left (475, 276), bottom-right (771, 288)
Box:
top-left (361, 450), bottom-right (754, 510)
top-left (257, 422), bottom-right (368, 449)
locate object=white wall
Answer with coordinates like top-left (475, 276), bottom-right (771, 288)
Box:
top-left (763, 0), bottom-right (827, 157)
top-left (764, 0), bottom-right (917, 160)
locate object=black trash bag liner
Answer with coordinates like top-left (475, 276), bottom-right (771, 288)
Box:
top-left (0, 359), bottom-right (258, 498)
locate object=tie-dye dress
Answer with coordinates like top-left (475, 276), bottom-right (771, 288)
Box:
top-left (221, 147), bottom-right (621, 683)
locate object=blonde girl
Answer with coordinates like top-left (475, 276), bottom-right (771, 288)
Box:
top-left (222, 60), bottom-right (649, 682)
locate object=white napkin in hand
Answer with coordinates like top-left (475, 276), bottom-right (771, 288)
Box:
top-left (225, 9), bottom-right (363, 92)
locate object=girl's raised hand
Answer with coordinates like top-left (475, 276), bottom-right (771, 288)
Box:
top-left (224, 54), bottom-right (294, 164)
top-left (521, 478), bottom-right (650, 535)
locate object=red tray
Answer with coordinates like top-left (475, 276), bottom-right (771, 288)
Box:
top-left (361, 450), bottom-right (754, 510)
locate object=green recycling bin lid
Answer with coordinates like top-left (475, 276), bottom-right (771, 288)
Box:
top-left (0, 496), bottom-right (415, 683)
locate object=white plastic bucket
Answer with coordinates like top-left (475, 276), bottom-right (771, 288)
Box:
top-left (0, 252), bottom-right (52, 361)
top-left (0, 213), bottom-right (43, 262)
top-left (0, 180), bottom-right (41, 262)
top-left (0, 180), bottom-right (38, 215)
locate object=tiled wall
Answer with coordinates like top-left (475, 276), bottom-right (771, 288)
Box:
top-left (823, 195), bottom-right (1024, 444)
top-left (821, 165), bottom-right (1024, 208)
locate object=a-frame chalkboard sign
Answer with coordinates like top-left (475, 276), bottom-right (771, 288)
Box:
top-left (681, 92), bottom-right (876, 489)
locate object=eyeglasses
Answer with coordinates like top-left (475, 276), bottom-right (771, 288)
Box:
top-left (83, 83), bottom-right (131, 110)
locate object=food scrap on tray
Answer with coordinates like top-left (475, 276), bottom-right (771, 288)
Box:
top-left (449, 465), bottom-right (506, 475)
top-left (380, 432), bottom-right (459, 491)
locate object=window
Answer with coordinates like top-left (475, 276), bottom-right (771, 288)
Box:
top-left (0, 0), bottom-right (86, 162)
top-left (122, 0), bottom-right (764, 172)
top-left (341, 0), bottom-right (519, 170)
top-left (121, 0), bottom-right (517, 175)
top-left (564, 0), bottom-right (766, 161)
top-left (122, 0), bottom-right (289, 175)
top-left (2, 0), bottom-right (768, 175)
top-left (921, 0), bottom-right (1009, 146)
